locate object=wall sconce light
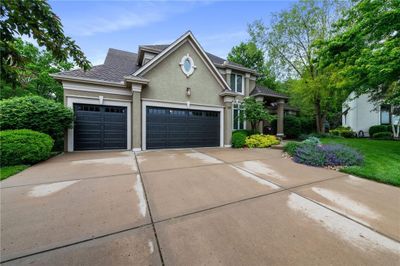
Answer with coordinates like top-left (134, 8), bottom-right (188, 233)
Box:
top-left (186, 87), bottom-right (191, 96)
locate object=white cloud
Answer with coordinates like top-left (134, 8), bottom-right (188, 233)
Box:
top-left (64, 2), bottom-right (197, 37)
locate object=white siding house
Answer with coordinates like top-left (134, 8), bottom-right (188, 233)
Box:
top-left (342, 92), bottom-right (395, 137)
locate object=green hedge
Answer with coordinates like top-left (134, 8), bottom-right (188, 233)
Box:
top-left (271, 115), bottom-right (310, 139)
top-left (369, 125), bottom-right (391, 137)
top-left (329, 126), bottom-right (356, 138)
top-left (232, 131), bottom-right (248, 148)
top-left (0, 96), bottom-right (73, 150)
top-left (0, 130), bottom-right (54, 166)
top-left (372, 131), bottom-right (393, 140)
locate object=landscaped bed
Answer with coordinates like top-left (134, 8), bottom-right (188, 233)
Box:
top-left (320, 138), bottom-right (400, 187)
top-left (285, 137), bottom-right (400, 187)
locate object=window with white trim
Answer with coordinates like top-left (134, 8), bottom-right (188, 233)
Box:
top-left (380, 105), bottom-right (391, 124)
top-left (230, 73), bottom-right (244, 94)
top-left (233, 103), bottom-right (245, 130)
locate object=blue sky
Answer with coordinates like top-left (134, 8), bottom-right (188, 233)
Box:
top-left (48, 1), bottom-right (294, 65)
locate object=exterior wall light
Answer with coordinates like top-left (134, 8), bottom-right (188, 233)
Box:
top-left (186, 87), bottom-right (191, 96)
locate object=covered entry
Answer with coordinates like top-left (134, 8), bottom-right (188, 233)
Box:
top-left (73, 103), bottom-right (127, 150)
top-left (146, 106), bottom-right (220, 149)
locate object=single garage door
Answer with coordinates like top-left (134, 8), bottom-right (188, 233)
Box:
top-left (146, 106), bottom-right (220, 149)
top-left (74, 103), bottom-right (127, 150)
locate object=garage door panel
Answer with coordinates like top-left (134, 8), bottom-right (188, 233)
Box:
top-left (146, 106), bottom-right (220, 149)
top-left (74, 104), bottom-right (127, 150)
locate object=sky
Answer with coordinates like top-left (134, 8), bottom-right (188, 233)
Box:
top-left (48, 0), bottom-right (295, 66)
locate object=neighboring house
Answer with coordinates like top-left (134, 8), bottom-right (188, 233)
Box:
top-left (52, 31), bottom-right (288, 151)
top-left (342, 92), bottom-right (398, 136)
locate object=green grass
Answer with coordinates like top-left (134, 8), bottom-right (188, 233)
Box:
top-left (321, 138), bottom-right (400, 186)
top-left (0, 165), bottom-right (29, 181)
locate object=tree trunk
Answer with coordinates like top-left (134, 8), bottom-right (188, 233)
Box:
top-left (314, 102), bottom-right (324, 133)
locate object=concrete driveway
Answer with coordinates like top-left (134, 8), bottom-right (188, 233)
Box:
top-left (1, 148), bottom-right (399, 265)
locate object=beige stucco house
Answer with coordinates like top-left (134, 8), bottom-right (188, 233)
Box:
top-left (53, 31), bottom-right (287, 151)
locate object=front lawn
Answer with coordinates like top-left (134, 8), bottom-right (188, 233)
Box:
top-left (0, 165), bottom-right (29, 181)
top-left (321, 138), bottom-right (400, 186)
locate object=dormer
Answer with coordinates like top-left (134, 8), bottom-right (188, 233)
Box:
top-left (137, 46), bottom-right (163, 66)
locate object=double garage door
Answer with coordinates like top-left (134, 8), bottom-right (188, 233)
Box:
top-left (146, 106), bottom-right (220, 149)
top-left (73, 104), bottom-right (220, 150)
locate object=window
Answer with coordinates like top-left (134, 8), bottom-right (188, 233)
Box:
top-left (233, 103), bottom-right (245, 130)
top-left (180, 54), bottom-right (196, 77)
top-left (230, 73), bottom-right (244, 94)
top-left (380, 105), bottom-right (391, 124)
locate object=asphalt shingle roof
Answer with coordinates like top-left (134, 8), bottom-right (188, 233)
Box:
top-left (56, 48), bottom-right (139, 83)
top-left (250, 85), bottom-right (289, 99)
top-left (57, 44), bottom-right (253, 83)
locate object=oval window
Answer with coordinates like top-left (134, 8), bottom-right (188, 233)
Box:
top-left (183, 58), bottom-right (191, 72)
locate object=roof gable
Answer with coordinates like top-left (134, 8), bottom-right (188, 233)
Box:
top-left (131, 31), bottom-right (230, 90)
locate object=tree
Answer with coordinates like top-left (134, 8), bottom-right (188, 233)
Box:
top-left (0, 38), bottom-right (73, 102)
top-left (0, 0), bottom-right (91, 88)
top-left (227, 42), bottom-right (265, 74)
top-left (319, 0), bottom-right (400, 136)
top-left (240, 97), bottom-right (275, 131)
top-left (248, 0), bottom-right (347, 133)
top-left (227, 41), bottom-right (278, 89)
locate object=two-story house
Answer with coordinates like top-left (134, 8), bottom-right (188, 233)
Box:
top-left (52, 31), bottom-right (288, 151)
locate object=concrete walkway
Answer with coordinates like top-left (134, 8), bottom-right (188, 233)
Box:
top-left (1, 148), bottom-right (399, 265)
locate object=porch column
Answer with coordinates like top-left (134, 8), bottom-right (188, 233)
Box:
top-left (277, 99), bottom-right (285, 137)
top-left (245, 73), bottom-right (250, 96)
top-left (255, 96), bottom-right (264, 133)
top-left (223, 96), bottom-right (234, 147)
top-left (132, 84), bottom-right (142, 151)
top-left (226, 69), bottom-right (232, 88)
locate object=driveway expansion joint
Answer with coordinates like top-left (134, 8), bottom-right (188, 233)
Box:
top-left (134, 152), bottom-right (166, 266)
top-left (0, 223), bottom-right (153, 264)
top-left (0, 172), bottom-right (136, 190)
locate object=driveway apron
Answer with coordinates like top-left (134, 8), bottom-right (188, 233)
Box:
top-left (1, 148), bottom-right (399, 265)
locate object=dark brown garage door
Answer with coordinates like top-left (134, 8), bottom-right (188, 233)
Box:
top-left (146, 106), bottom-right (220, 149)
top-left (73, 103), bottom-right (127, 150)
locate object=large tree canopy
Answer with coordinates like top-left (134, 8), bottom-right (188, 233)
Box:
top-left (320, 0), bottom-right (400, 106)
top-left (0, 0), bottom-right (91, 87)
top-left (248, 0), bottom-right (347, 133)
top-left (0, 38), bottom-right (73, 102)
top-left (227, 42), bottom-right (265, 74)
top-left (227, 41), bottom-right (279, 90)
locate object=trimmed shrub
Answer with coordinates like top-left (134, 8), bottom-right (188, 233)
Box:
top-left (245, 134), bottom-right (280, 148)
top-left (369, 125), bottom-right (391, 137)
top-left (372, 132), bottom-right (393, 140)
top-left (271, 115), bottom-right (303, 139)
top-left (0, 130), bottom-right (54, 166)
top-left (283, 115), bottom-right (301, 139)
top-left (232, 131), bottom-right (248, 148)
top-left (283, 141), bottom-right (302, 156)
top-left (0, 96), bottom-right (73, 150)
top-left (329, 126), bottom-right (356, 138)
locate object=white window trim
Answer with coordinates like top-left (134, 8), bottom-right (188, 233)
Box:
top-left (179, 53), bottom-right (197, 77)
top-left (232, 102), bottom-right (246, 131)
top-left (231, 73), bottom-right (245, 95)
top-left (142, 100), bottom-right (224, 150)
top-left (66, 96), bottom-right (132, 152)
